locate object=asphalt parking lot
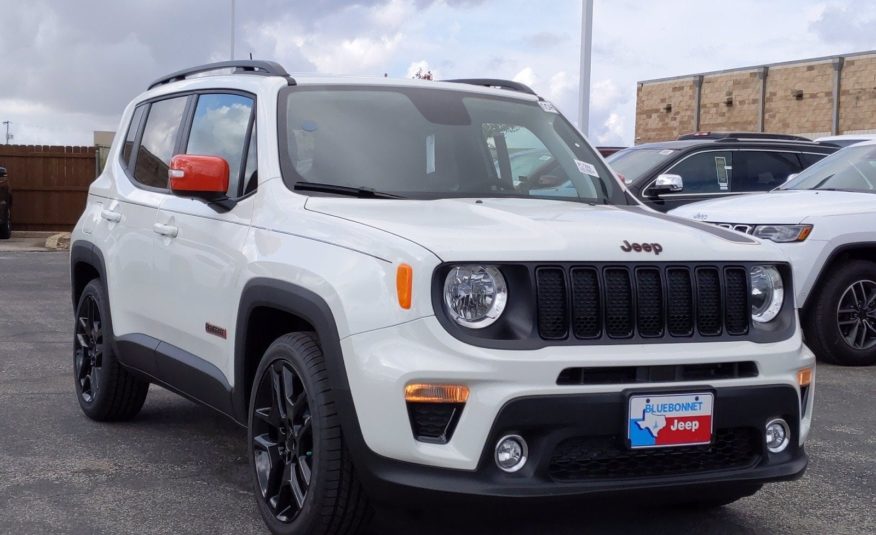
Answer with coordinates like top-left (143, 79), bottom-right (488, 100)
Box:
top-left (0, 250), bottom-right (873, 534)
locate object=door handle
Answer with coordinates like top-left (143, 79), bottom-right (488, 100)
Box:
top-left (152, 223), bottom-right (179, 238)
top-left (100, 209), bottom-right (122, 223)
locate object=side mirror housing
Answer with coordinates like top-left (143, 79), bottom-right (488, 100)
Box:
top-left (648, 173), bottom-right (684, 197)
top-left (169, 155), bottom-right (229, 201)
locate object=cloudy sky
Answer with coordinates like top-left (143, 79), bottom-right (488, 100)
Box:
top-left (1, 0), bottom-right (874, 147)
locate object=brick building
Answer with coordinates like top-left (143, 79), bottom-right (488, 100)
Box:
top-left (635, 50), bottom-right (876, 143)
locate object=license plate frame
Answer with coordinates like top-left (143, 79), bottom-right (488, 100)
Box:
top-left (627, 391), bottom-right (715, 449)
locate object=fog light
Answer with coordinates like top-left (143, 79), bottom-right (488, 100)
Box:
top-left (765, 418), bottom-right (790, 453)
top-left (495, 435), bottom-right (528, 473)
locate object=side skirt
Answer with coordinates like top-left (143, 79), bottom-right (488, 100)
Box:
top-left (115, 334), bottom-right (240, 425)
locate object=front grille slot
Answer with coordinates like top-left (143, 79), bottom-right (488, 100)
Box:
top-left (724, 267), bottom-right (749, 335)
top-left (696, 268), bottom-right (722, 336)
top-left (635, 268), bottom-right (664, 337)
top-left (549, 428), bottom-right (761, 481)
top-left (556, 362), bottom-right (759, 385)
top-left (604, 268), bottom-right (634, 338)
top-left (666, 268), bottom-right (694, 336)
top-left (536, 268), bottom-right (568, 339)
top-left (570, 268), bottom-right (601, 338)
top-left (533, 264), bottom-right (752, 342)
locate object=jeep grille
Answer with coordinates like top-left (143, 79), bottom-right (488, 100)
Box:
top-left (535, 265), bottom-right (750, 341)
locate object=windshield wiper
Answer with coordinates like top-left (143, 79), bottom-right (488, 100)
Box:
top-left (293, 181), bottom-right (404, 199)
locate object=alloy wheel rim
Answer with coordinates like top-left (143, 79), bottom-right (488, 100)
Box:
top-left (251, 361), bottom-right (314, 523)
top-left (836, 279), bottom-right (876, 350)
top-left (74, 295), bottom-right (103, 403)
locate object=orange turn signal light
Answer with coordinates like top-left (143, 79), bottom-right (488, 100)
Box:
top-left (396, 263), bottom-right (413, 310)
top-left (404, 383), bottom-right (470, 404)
top-left (797, 367), bottom-right (813, 387)
top-left (796, 225), bottom-right (813, 241)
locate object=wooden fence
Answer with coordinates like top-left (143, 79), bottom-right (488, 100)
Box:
top-left (0, 145), bottom-right (96, 231)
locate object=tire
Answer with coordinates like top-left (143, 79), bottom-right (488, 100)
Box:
top-left (804, 260), bottom-right (876, 366)
top-left (0, 205), bottom-right (10, 239)
top-left (248, 333), bottom-right (372, 535)
top-left (73, 279), bottom-right (149, 420)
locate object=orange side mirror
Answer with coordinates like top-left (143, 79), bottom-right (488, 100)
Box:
top-left (169, 155), bottom-right (229, 200)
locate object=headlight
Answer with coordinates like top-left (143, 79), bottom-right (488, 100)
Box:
top-left (443, 265), bottom-right (508, 329)
top-left (750, 265), bottom-right (784, 323)
top-left (752, 224), bottom-right (812, 243)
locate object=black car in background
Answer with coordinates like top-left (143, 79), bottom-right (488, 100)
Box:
top-left (606, 132), bottom-right (839, 212)
top-left (0, 166), bottom-right (10, 239)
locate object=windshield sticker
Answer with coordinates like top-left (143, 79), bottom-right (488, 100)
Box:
top-left (714, 156), bottom-right (729, 190)
top-left (538, 100), bottom-right (558, 113)
top-left (659, 149), bottom-right (674, 155)
top-left (575, 160), bottom-right (599, 177)
top-left (426, 134), bottom-right (436, 174)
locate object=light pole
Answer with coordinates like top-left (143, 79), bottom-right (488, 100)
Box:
top-left (230, 0), bottom-right (236, 60)
top-left (578, 0), bottom-right (594, 137)
top-left (2, 121), bottom-right (10, 145)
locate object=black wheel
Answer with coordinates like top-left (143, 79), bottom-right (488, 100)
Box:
top-left (248, 333), bottom-right (371, 535)
top-left (804, 260), bottom-right (876, 366)
top-left (74, 279), bottom-right (149, 420)
top-left (0, 205), bottom-right (10, 239)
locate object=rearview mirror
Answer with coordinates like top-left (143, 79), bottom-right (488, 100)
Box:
top-left (648, 173), bottom-right (683, 197)
top-left (169, 155), bottom-right (229, 201)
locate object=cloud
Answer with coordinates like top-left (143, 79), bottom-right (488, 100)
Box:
top-left (524, 31), bottom-right (570, 49)
top-left (808, 0), bottom-right (876, 49)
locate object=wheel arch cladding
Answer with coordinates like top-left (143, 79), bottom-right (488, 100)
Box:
top-left (233, 278), bottom-right (356, 426)
top-left (804, 241), bottom-right (876, 309)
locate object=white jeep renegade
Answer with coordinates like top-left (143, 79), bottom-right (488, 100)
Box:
top-left (70, 61), bottom-right (815, 534)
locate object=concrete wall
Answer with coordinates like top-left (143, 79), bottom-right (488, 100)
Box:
top-left (635, 51), bottom-right (876, 143)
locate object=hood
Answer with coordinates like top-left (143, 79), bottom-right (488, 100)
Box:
top-left (305, 197), bottom-right (783, 263)
top-left (669, 190), bottom-right (875, 224)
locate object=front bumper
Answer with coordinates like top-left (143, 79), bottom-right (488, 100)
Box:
top-left (352, 385), bottom-right (807, 503)
top-left (338, 316), bottom-right (814, 501)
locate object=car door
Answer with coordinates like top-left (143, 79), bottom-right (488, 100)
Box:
top-left (104, 96), bottom-right (188, 346)
top-left (640, 150), bottom-right (733, 211)
top-left (731, 150), bottom-right (802, 193)
top-left (152, 92), bottom-right (257, 383)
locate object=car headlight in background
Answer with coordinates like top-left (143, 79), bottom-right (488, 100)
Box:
top-left (752, 224), bottom-right (812, 243)
top-left (443, 265), bottom-right (508, 328)
top-left (750, 265), bottom-right (784, 323)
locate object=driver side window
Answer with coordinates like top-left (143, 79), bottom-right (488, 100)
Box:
top-left (665, 151), bottom-right (732, 193)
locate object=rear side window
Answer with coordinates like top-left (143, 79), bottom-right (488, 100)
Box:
top-left (121, 106), bottom-right (146, 168)
top-left (185, 93), bottom-right (255, 197)
top-left (665, 151), bottom-right (732, 193)
top-left (732, 151), bottom-right (801, 192)
top-left (800, 153), bottom-right (828, 168)
top-left (134, 96), bottom-right (188, 189)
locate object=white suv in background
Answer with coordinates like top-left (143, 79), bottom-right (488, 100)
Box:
top-left (70, 61), bottom-right (815, 534)
top-left (671, 142), bottom-right (876, 366)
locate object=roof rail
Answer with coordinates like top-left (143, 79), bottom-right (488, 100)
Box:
top-left (444, 78), bottom-right (537, 96)
top-left (677, 131), bottom-right (812, 142)
top-left (148, 60), bottom-right (294, 90)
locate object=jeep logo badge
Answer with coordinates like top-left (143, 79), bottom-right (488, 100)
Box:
top-left (621, 240), bottom-right (663, 255)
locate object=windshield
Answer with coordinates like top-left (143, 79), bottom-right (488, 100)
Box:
top-left (605, 147), bottom-right (677, 183)
top-left (780, 144), bottom-right (876, 193)
top-left (278, 86), bottom-right (626, 204)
